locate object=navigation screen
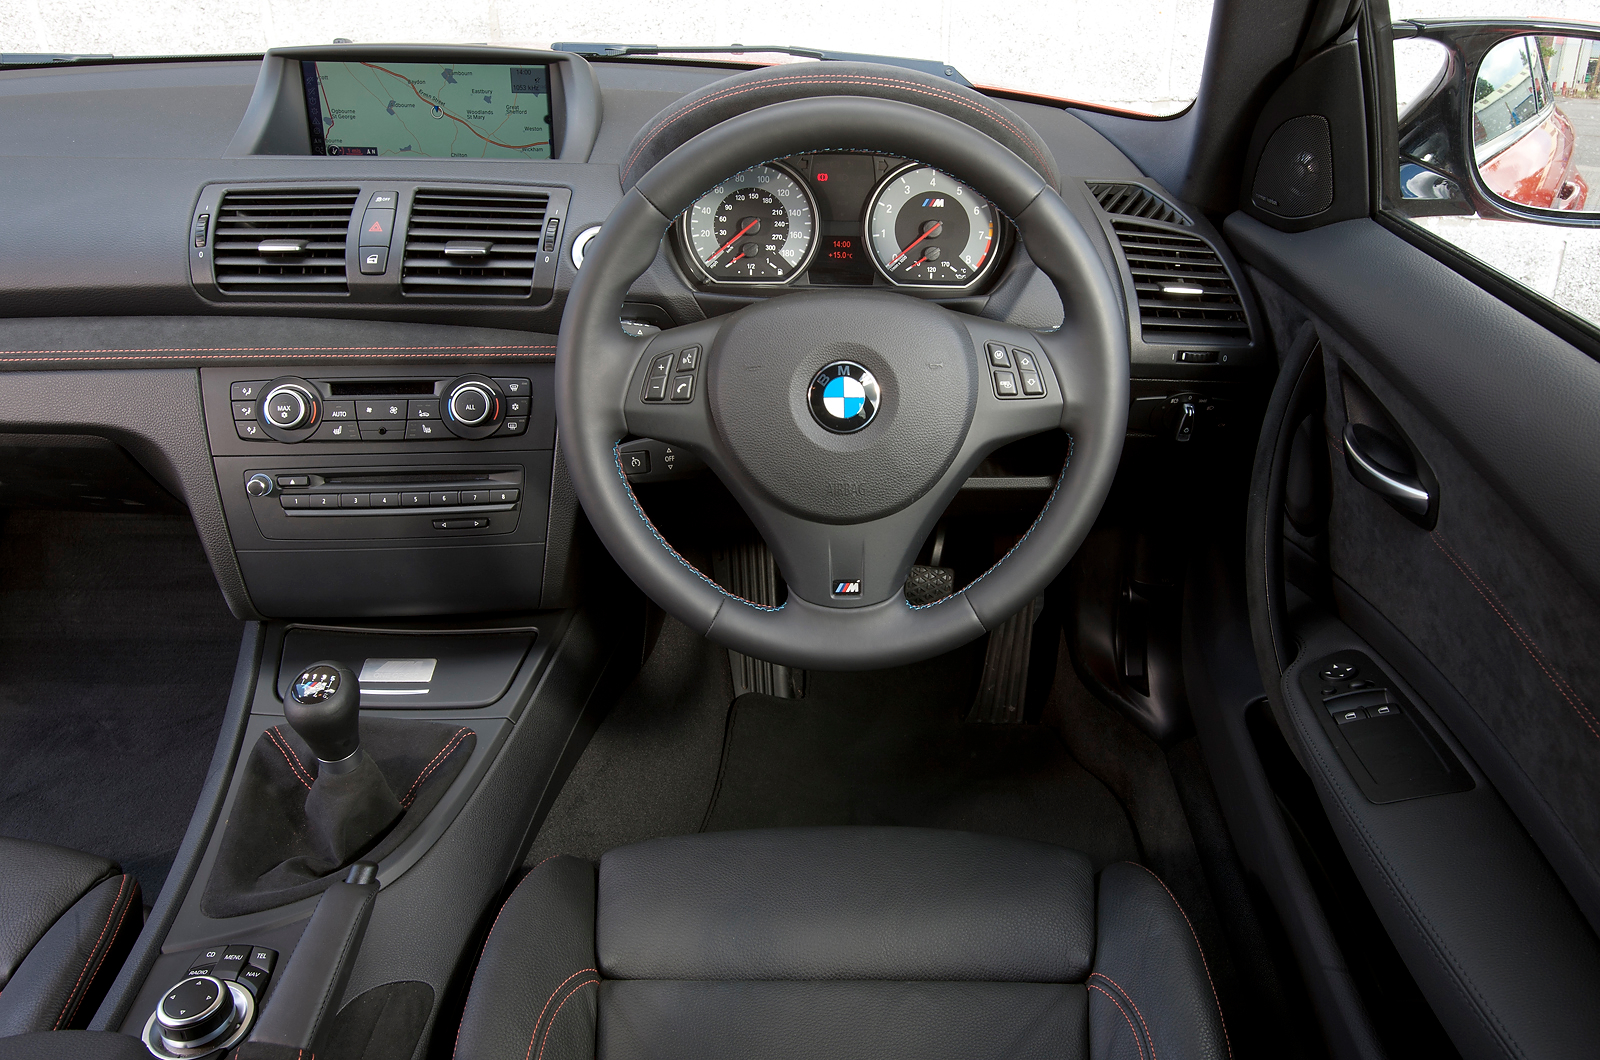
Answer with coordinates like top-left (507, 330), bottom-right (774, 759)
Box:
top-left (303, 61), bottom-right (554, 159)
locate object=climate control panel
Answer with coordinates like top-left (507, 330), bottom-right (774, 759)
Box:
top-left (230, 374), bottom-right (531, 444)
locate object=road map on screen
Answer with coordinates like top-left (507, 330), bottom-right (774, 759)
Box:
top-left (304, 61), bottom-right (553, 159)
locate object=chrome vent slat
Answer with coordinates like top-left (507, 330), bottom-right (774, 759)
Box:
top-left (1102, 216), bottom-right (1250, 342)
top-left (213, 188), bottom-right (356, 297)
top-left (402, 187), bottom-right (549, 298)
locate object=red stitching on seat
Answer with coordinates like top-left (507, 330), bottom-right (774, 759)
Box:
top-left (452, 865), bottom-right (561, 1060)
top-left (535, 979), bottom-right (599, 1060)
top-left (52, 875), bottom-right (129, 1030)
top-left (523, 971), bottom-right (599, 1060)
top-left (401, 727), bottom-right (472, 808)
top-left (621, 73), bottom-right (1052, 182)
top-left (1088, 982), bottom-right (1147, 1060)
top-left (265, 726), bottom-right (314, 789)
top-left (1127, 863), bottom-right (1232, 1060)
top-left (1431, 531), bottom-right (1600, 740)
top-left (1089, 972), bottom-right (1158, 1060)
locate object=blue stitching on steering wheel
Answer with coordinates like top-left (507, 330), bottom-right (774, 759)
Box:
top-left (612, 443), bottom-right (785, 612)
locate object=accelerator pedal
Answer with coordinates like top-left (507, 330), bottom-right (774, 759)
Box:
top-left (713, 542), bottom-right (804, 698)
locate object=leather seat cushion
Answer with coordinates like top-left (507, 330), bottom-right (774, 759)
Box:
top-left (454, 826), bottom-right (1230, 1060)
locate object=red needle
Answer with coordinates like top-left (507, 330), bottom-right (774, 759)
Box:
top-left (706, 219), bottom-right (759, 264)
top-left (888, 221), bottom-right (942, 267)
top-left (910, 255), bottom-right (928, 269)
top-left (730, 252), bottom-right (746, 263)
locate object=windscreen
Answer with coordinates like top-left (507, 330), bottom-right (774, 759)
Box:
top-left (6, 0), bottom-right (1217, 117)
top-left (303, 61), bottom-right (553, 158)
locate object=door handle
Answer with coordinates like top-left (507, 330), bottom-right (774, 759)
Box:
top-left (1342, 423), bottom-right (1430, 516)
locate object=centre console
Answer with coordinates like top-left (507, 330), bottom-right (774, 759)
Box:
top-left (201, 361), bottom-right (557, 618)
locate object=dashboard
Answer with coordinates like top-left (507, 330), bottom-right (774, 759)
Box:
top-left (0, 43), bottom-right (1270, 624)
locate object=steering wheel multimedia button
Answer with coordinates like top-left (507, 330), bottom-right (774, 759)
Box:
top-left (985, 343), bottom-right (1011, 367)
top-left (1019, 369), bottom-right (1044, 396)
top-left (670, 374), bottom-right (696, 402)
top-left (675, 346), bottom-right (700, 371)
top-left (993, 371), bottom-right (1019, 397)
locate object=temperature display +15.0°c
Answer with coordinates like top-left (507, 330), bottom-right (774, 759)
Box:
top-left (681, 164), bottom-right (818, 284)
top-left (866, 165), bottom-right (1000, 287)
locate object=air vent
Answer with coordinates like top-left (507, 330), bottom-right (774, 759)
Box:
top-left (402, 188), bottom-right (549, 298)
top-left (1108, 219), bottom-right (1251, 341)
top-left (212, 188), bottom-right (356, 296)
top-left (1088, 182), bottom-right (1191, 226)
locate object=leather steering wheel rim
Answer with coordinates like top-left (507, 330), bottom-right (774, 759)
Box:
top-left (557, 95), bottom-right (1128, 671)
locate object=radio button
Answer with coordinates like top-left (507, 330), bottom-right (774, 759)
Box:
top-left (409, 399), bottom-right (441, 420)
top-left (312, 421), bottom-right (358, 442)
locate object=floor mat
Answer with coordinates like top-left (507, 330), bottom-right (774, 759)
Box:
top-left (0, 510), bottom-right (241, 902)
top-left (702, 642), bottom-right (1138, 868)
top-left (527, 613), bottom-right (735, 863)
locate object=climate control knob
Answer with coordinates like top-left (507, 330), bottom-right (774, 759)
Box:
top-left (255, 376), bottom-right (322, 442)
top-left (441, 375), bottom-right (505, 439)
top-left (448, 383), bottom-right (495, 426)
top-left (262, 384), bottom-right (314, 429)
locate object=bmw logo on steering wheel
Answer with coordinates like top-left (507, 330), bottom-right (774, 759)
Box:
top-left (808, 361), bottom-right (881, 433)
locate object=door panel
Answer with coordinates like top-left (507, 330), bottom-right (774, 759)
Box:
top-left (1231, 212), bottom-right (1600, 1059)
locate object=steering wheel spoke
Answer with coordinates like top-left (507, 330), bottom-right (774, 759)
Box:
top-left (622, 319), bottom-right (725, 451)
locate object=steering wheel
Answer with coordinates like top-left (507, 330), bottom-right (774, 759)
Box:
top-left (557, 90), bottom-right (1128, 671)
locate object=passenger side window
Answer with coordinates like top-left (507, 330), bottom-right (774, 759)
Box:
top-left (1386, 10), bottom-right (1600, 331)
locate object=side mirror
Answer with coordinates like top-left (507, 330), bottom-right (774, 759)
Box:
top-left (1394, 20), bottom-right (1598, 224)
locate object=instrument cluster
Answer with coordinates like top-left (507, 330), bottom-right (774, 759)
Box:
top-left (676, 152), bottom-right (1010, 292)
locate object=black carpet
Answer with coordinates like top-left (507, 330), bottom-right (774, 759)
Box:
top-left (702, 641), bottom-right (1138, 867)
top-left (527, 613), bottom-right (735, 863)
top-left (0, 510), bottom-right (241, 903)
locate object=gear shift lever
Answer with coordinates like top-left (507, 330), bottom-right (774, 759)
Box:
top-left (287, 663), bottom-right (364, 775)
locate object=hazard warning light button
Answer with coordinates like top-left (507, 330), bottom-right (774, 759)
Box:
top-left (358, 208), bottom-right (395, 247)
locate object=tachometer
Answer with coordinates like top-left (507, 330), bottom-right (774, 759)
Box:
top-left (680, 163), bottom-right (817, 284)
top-left (865, 165), bottom-right (1000, 287)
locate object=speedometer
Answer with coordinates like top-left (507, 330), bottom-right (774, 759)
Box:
top-left (680, 163), bottom-right (817, 285)
top-left (865, 165), bottom-right (1000, 287)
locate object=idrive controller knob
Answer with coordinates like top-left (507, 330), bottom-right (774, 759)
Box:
top-left (442, 374), bottom-right (505, 439)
